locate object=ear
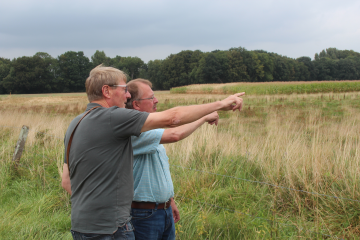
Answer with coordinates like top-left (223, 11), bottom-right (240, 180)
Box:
top-left (132, 100), bottom-right (141, 111)
top-left (102, 85), bottom-right (111, 99)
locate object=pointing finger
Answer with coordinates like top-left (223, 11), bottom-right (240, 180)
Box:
top-left (234, 92), bottom-right (245, 97)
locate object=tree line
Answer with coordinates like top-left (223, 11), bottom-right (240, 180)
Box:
top-left (0, 47), bottom-right (359, 94)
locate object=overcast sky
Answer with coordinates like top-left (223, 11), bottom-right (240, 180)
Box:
top-left (1, 0), bottom-right (359, 62)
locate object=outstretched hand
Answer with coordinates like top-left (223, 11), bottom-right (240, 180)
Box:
top-left (220, 92), bottom-right (245, 112)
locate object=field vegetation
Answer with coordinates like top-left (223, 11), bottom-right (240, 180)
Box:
top-left (171, 80), bottom-right (360, 95)
top-left (1, 90), bottom-right (360, 239)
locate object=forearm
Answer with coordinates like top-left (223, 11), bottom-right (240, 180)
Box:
top-left (168, 101), bottom-right (222, 127)
top-left (61, 164), bottom-right (72, 195)
top-left (62, 181), bottom-right (72, 195)
top-left (160, 117), bottom-right (205, 144)
top-left (142, 101), bottom-right (223, 132)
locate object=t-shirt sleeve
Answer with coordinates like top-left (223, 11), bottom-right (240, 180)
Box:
top-left (131, 129), bottom-right (164, 156)
top-left (111, 107), bottom-right (149, 139)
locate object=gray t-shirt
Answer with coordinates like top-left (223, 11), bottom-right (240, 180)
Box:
top-left (64, 103), bottom-right (149, 234)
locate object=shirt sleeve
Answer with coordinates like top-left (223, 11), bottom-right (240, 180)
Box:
top-left (110, 107), bottom-right (149, 139)
top-left (131, 129), bottom-right (164, 156)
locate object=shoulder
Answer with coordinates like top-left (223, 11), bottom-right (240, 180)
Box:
top-left (110, 107), bottom-right (149, 119)
top-left (66, 112), bottom-right (85, 131)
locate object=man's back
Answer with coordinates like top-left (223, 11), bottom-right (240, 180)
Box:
top-left (64, 103), bottom-right (148, 234)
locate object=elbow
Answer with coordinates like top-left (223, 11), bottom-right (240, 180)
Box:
top-left (168, 108), bottom-right (182, 128)
top-left (169, 132), bottom-right (181, 142)
top-left (166, 128), bottom-right (183, 143)
top-left (156, 107), bottom-right (182, 129)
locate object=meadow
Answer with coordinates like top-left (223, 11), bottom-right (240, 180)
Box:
top-left (1, 88), bottom-right (360, 239)
top-left (171, 80), bottom-right (360, 95)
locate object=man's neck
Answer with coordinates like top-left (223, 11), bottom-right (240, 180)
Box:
top-left (91, 99), bottom-right (110, 108)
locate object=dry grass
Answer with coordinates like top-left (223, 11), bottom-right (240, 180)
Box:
top-left (171, 80), bottom-right (360, 95)
top-left (0, 93), bottom-right (87, 146)
top-left (165, 98), bottom-right (360, 188)
top-left (2, 91), bottom-right (360, 184)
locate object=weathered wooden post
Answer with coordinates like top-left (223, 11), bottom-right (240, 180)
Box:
top-left (12, 125), bottom-right (29, 168)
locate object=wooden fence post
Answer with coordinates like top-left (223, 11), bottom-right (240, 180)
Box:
top-left (12, 125), bottom-right (29, 167)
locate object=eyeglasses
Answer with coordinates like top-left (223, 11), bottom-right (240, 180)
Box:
top-left (109, 85), bottom-right (128, 93)
top-left (135, 96), bottom-right (155, 101)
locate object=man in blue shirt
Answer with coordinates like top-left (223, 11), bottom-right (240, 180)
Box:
top-left (126, 79), bottom-right (220, 240)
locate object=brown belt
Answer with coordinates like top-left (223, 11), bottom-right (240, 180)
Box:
top-left (131, 200), bottom-right (171, 210)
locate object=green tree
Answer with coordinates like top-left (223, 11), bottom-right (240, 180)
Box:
top-left (110, 55), bottom-right (122, 67)
top-left (147, 60), bottom-right (165, 90)
top-left (2, 56), bottom-right (54, 94)
top-left (57, 51), bottom-right (92, 92)
top-left (195, 51), bottom-right (229, 84)
top-left (336, 57), bottom-right (359, 80)
top-left (160, 50), bottom-right (203, 89)
top-left (0, 58), bottom-right (12, 94)
top-left (314, 57), bottom-right (337, 80)
top-left (314, 53), bottom-right (320, 61)
top-left (91, 50), bottom-right (111, 67)
top-left (256, 52), bottom-right (275, 82)
top-left (293, 61), bottom-right (310, 81)
top-left (34, 52), bottom-right (58, 84)
top-left (137, 63), bottom-right (149, 79)
top-left (296, 56), bottom-right (315, 80)
top-left (226, 49), bottom-right (248, 82)
top-left (273, 55), bottom-right (290, 81)
top-left (243, 51), bottom-right (264, 82)
top-left (114, 57), bottom-right (144, 79)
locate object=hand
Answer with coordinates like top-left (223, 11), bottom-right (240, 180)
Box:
top-left (219, 92), bottom-right (245, 112)
top-left (204, 111), bottom-right (219, 126)
top-left (170, 199), bottom-right (180, 223)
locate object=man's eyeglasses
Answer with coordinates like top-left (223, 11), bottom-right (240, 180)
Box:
top-left (109, 85), bottom-right (128, 93)
top-left (135, 96), bottom-right (155, 101)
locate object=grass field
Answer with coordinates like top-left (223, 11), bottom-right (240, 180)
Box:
top-left (170, 80), bottom-right (360, 95)
top-left (1, 89), bottom-right (360, 239)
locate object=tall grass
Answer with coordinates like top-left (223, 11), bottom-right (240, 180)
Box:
top-left (1, 91), bottom-right (360, 239)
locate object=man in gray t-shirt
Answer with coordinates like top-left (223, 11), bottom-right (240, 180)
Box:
top-left (63, 104), bottom-right (148, 234)
top-left (62, 65), bottom-right (245, 240)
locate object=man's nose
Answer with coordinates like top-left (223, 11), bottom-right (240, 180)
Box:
top-left (126, 91), bottom-right (131, 98)
top-left (154, 97), bottom-right (158, 103)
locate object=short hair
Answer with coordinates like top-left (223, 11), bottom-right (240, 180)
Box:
top-left (85, 64), bottom-right (128, 102)
top-left (125, 79), bottom-right (153, 109)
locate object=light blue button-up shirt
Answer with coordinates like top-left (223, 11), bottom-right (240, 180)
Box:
top-left (131, 129), bottom-right (174, 203)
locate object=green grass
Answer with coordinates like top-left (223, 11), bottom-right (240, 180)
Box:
top-left (0, 132), bottom-right (72, 240)
top-left (171, 87), bottom-right (187, 94)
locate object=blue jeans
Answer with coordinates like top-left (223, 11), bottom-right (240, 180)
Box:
top-left (131, 205), bottom-right (175, 240)
top-left (71, 222), bottom-right (135, 240)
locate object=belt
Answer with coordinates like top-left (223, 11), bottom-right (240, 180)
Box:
top-left (131, 200), bottom-right (171, 210)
